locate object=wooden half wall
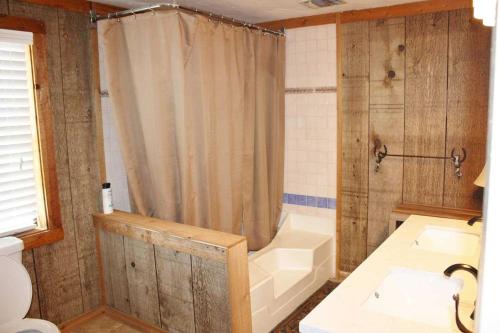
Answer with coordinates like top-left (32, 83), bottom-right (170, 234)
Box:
top-left (339, 8), bottom-right (491, 272)
top-left (93, 211), bottom-right (252, 333)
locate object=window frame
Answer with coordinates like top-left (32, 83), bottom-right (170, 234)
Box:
top-left (0, 16), bottom-right (63, 249)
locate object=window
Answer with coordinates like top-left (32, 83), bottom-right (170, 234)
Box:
top-left (0, 18), bottom-right (63, 248)
top-left (0, 29), bottom-right (44, 236)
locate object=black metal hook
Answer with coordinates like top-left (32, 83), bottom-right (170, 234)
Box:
top-left (451, 147), bottom-right (467, 178)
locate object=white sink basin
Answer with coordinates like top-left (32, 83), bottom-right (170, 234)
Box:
top-left (412, 226), bottom-right (480, 255)
top-left (362, 267), bottom-right (463, 327)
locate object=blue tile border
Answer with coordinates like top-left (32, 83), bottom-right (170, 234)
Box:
top-left (283, 193), bottom-right (336, 210)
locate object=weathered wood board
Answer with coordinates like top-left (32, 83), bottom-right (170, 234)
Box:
top-left (340, 21), bottom-right (370, 272)
top-left (444, 9), bottom-right (491, 209)
top-left (367, 18), bottom-right (405, 249)
top-left (155, 246), bottom-right (196, 333)
top-left (123, 237), bottom-right (161, 326)
top-left (191, 256), bottom-right (231, 333)
top-left (100, 229), bottom-right (131, 314)
top-left (403, 12), bottom-right (449, 206)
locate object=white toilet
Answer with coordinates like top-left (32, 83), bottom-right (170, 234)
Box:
top-left (0, 237), bottom-right (60, 333)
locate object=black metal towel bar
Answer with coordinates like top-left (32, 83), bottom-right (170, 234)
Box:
top-left (374, 144), bottom-right (467, 178)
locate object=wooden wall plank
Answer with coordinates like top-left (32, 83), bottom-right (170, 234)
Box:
top-left (58, 9), bottom-right (101, 311)
top-left (124, 237), bottom-right (161, 326)
top-left (0, 0), bottom-right (8, 14)
top-left (23, 249), bottom-right (41, 319)
top-left (367, 18), bottom-right (405, 249)
top-left (444, 9), bottom-right (491, 209)
top-left (192, 256), bottom-right (231, 333)
top-left (340, 21), bottom-right (370, 271)
top-left (155, 247), bottom-right (196, 333)
top-left (100, 229), bottom-right (131, 314)
top-left (9, 0), bottom-right (85, 323)
top-left (403, 12), bottom-right (449, 205)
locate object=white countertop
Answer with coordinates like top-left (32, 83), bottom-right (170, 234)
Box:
top-left (300, 215), bottom-right (482, 333)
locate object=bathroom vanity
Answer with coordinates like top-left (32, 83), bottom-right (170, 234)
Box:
top-left (300, 215), bottom-right (481, 333)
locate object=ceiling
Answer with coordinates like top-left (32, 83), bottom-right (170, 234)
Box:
top-left (93, 0), bottom-right (426, 23)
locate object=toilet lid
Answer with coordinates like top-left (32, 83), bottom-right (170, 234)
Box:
top-left (0, 256), bottom-right (32, 323)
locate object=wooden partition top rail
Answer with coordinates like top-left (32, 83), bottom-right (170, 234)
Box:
top-left (93, 211), bottom-right (246, 262)
top-left (393, 204), bottom-right (481, 221)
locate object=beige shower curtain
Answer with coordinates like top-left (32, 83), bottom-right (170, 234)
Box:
top-left (99, 10), bottom-right (285, 250)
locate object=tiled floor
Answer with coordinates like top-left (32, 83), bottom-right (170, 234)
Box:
top-left (63, 314), bottom-right (143, 333)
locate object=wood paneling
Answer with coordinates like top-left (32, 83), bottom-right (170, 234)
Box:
top-left (192, 256), bottom-right (231, 333)
top-left (5, 0), bottom-right (102, 323)
top-left (20, 0), bottom-right (123, 15)
top-left (259, 0), bottom-right (472, 30)
top-left (155, 247), bottom-right (195, 333)
top-left (10, 0), bottom-right (84, 323)
top-left (340, 21), bottom-right (369, 272)
top-left (444, 9), bottom-right (490, 209)
top-left (403, 12), bottom-right (449, 206)
top-left (23, 250), bottom-right (41, 318)
top-left (124, 238), bottom-right (161, 326)
top-left (367, 18), bottom-right (405, 249)
top-left (99, 229), bottom-right (130, 314)
top-left (340, 9), bottom-right (490, 272)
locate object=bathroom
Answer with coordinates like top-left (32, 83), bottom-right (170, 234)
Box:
top-left (0, 0), bottom-right (499, 332)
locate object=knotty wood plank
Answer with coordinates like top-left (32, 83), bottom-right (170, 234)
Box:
top-left (403, 12), bottom-right (449, 206)
top-left (124, 238), bottom-right (161, 326)
top-left (340, 21), bottom-right (370, 272)
top-left (368, 18), bottom-right (406, 249)
top-left (100, 229), bottom-right (131, 314)
top-left (444, 9), bottom-right (491, 209)
top-left (192, 256), bottom-right (231, 333)
top-left (155, 247), bottom-right (195, 333)
top-left (23, 250), bottom-right (41, 318)
top-left (9, 0), bottom-right (84, 323)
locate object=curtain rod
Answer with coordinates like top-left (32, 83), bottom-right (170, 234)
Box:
top-left (89, 3), bottom-right (285, 37)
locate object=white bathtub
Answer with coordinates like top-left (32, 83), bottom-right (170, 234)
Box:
top-left (249, 212), bottom-right (336, 333)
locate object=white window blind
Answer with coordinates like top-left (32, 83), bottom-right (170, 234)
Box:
top-left (0, 29), bottom-right (39, 237)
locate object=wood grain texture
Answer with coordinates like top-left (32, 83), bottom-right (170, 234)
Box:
top-left (93, 211), bottom-right (245, 263)
top-left (192, 256), bottom-right (231, 333)
top-left (9, 0), bottom-right (85, 323)
top-left (227, 240), bottom-right (251, 333)
top-left (100, 229), bottom-right (131, 314)
top-left (444, 9), bottom-right (491, 209)
top-left (23, 249), bottom-right (41, 318)
top-left (340, 21), bottom-right (370, 271)
top-left (155, 247), bottom-right (195, 333)
top-left (59, 8), bottom-right (101, 312)
top-left (403, 12), bottom-right (449, 205)
top-left (124, 237), bottom-right (161, 326)
top-left (368, 18), bottom-right (406, 249)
